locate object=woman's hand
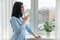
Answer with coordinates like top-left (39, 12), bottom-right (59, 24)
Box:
top-left (22, 14), bottom-right (29, 25)
top-left (32, 34), bottom-right (41, 39)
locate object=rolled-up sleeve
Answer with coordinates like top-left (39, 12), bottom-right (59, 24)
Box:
top-left (26, 24), bottom-right (33, 34)
top-left (10, 18), bottom-right (22, 34)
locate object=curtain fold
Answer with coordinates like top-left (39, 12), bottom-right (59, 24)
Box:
top-left (6, 0), bottom-right (16, 40)
top-left (0, 0), bottom-right (3, 40)
top-left (0, 0), bottom-right (16, 40)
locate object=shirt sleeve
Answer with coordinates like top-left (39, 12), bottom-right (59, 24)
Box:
top-left (26, 24), bottom-right (33, 35)
top-left (10, 18), bottom-right (23, 34)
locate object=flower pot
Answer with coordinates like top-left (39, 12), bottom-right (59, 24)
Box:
top-left (46, 32), bottom-right (51, 37)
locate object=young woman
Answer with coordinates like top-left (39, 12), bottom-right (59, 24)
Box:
top-left (10, 2), bottom-right (41, 40)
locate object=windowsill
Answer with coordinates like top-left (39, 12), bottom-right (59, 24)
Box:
top-left (26, 31), bottom-right (55, 40)
top-left (26, 35), bottom-right (55, 40)
top-left (26, 34), bottom-right (55, 39)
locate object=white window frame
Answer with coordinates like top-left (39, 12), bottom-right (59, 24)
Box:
top-left (31, 0), bottom-right (38, 33)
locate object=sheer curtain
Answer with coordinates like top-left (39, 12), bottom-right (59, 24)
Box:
top-left (0, 0), bottom-right (3, 40)
top-left (0, 0), bottom-right (16, 40)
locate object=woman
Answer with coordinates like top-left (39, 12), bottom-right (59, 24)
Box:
top-left (10, 2), bottom-right (41, 40)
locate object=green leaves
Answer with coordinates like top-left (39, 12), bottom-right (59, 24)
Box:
top-left (44, 21), bottom-right (54, 32)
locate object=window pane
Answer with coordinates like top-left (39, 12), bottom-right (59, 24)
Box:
top-left (38, 0), bottom-right (56, 9)
top-left (38, 0), bottom-right (56, 36)
top-left (16, 0), bottom-right (31, 9)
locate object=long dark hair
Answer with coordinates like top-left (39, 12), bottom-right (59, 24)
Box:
top-left (11, 2), bottom-right (23, 18)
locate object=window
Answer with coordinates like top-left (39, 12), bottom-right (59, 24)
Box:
top-left (38, 0), bottom-right (56, 9)
top-left (37, 0), bottom-right (56, 35)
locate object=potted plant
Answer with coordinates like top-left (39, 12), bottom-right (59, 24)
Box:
top-left (44, 20), bottom-right (55, 37)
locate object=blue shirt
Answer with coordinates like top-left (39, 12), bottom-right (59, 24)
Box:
top-left (10, 16), bottom-right (33, 40)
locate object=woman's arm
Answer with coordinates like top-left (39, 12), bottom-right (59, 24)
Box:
top-left (24, 14), bottom-right (41, 38)
top-left (26, 24), bottom-right (33, 34)
top-left (32, 33), bottom-right (41, 39)
top-left (26, 24), bottom-right (41, 39)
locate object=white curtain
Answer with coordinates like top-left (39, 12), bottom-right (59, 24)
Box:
top-left (0, 0), bottom-right (3, 40)
top-left (0, 0), bottom-right (16, 40)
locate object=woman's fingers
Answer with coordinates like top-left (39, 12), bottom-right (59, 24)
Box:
top-left (24, 14), bottom-right (29, 20)
top-left (26, 14), bottom-right (29, 17)
top-left (35, 35), bottom-right (41, 39)
top-left (22, 15), bottom-right (29, 25)
top-left (25, 14), bottom-right (29, 18)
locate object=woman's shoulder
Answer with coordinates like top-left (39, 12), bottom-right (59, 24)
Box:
top-left (10, 16), bottom-right (22, 23)
top-left (10, 16), bottom-right (22, 24)
top-left (10, 16), bottom-right (18, 22)
top-left (11, 16), bottom-right (17, 19)
top-left (10, 16), bottom-right (21, 22)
